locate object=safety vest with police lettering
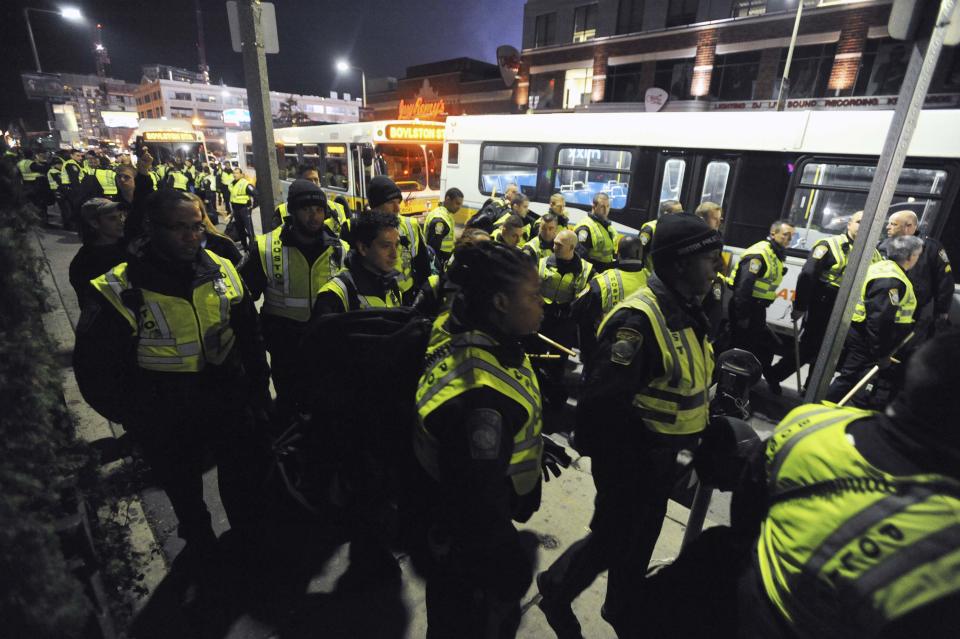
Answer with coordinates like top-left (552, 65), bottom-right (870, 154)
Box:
top-left (90, 250), bottom-right (244, 373)
top-left (731, 240), bottom-right (784, 301)
top-left (538, 256), bottom-right (594, 305)
top-left (851, 259), bottom-right (917, 325)
top-left (255, 229), bottom-right (347, 322)
top-left (598, 286), bottom-right (714, 435)
top-left (756, 403), bottom-right (960, 639)
top-left (592, 267), bottom-right (648, 315)
top-left (414, 329), bottom-right (544, 496)
top-left (60, 159), bottom-right (81, 186)
top-left (522, 236), bottom-right (554, 261)
top-left (317, 270), bottom-right (400, 312)
top-left (425, 205), bottom-right (456, 255)
top-left (575, 215), bottom-right (619, 266)
top-left (17, 159), bottom-right (41, 183)
top-left (95, 168), bottom-right (118, 196)
top-left (230, 178), bottom-right (251, 205)
top-left (168, 170), bottom-right (189, 191)
top-left (396, 215), bottom-right (421, 295)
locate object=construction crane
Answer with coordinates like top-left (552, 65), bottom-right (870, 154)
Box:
top-left (94, 23), bottom-right (110, 79)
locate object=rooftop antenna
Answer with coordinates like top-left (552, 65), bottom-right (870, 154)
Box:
top-left (195, 0), bottom-right (210, 83)
top-left (94, 23), bottom-right (110, 79)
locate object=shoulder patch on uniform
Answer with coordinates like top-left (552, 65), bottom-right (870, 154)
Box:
top-left (578, 229), bottom-right (589, 243)
top-left (748, 258), bottom-right (762, 274)
top-left (434, 220), bottom-right (445, 233)
top-left (639, 232), bottom-right (651, 246)
top-left (888, 288), bottom-right (900, 306)
top-left (468, 408), bottom-right (502, 460)
top-left (939, 248), bottom-right (950, 264)
top-left (611, 327), bottom-right (643, 366)
top-left (812, 245), bottom-right (829, 260)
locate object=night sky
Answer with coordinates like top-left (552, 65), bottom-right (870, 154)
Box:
top-left (0, 0), bottom-right (523, 130)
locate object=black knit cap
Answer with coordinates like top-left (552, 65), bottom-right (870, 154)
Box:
top-left (650, 213), bottom-right (723, 268)
top-left (367, 175), bottom-right (403, 209)
top-left (287, 179), bottom-right (326, 213)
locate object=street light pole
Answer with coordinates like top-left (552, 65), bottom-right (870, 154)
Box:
top-left (335, 60), bottom-right (366, 107)
top-left (23, 8), bottom-right (43, 72)
top-left (775, 0), bottom-right (804, 111)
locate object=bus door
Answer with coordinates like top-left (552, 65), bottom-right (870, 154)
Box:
top-left (690, 155), bottom-right (738, 213)
top-left (653, 152), bottom-right (692, 214)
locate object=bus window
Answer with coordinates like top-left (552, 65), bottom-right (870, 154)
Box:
top-left (427, 146), bottom-right (442, 191)
top-left (278, 144), bottom-right (299, 180)
top-left (378, 143), bottom-right (435, 192)
top-left (554, 147), bottom-right (632, 209)
top-left (659, 158), bottom-right (686, 206)
top-left (786, 162), bottom-right (947, 250)
top-left (323, 144), bottom-right (349, 191)
top-left (243, 144), bottom-right (254, 169)
top-left (701, 161), bottom-right (731, 207)
top-left (301, 144), bottom-right (321, 170)
top-left (480, 144), bottom-right (540, 196)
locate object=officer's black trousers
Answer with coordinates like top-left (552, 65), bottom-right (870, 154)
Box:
top-left (730, 299), bottom-right (777, 378)
top-left (825, 329), bottom-right (877, 405)
top-left (769, 289), bottom-right (837, 384)
top-left (539, 430), bottom-right (695, 626)
top-left (204, 192), bottom-right (219, 225)
top-left (233, 205), bottom-right (254, 250)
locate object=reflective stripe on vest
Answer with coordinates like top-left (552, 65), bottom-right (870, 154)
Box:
top-left (640, 219), bottom-right (658, 270)
top-left (318, 272), bottom-right (400, 311)
top-left (47, 167), bottom-right (61, 191)
top-left (256, 229), bottom-right (346, 322)
top-left (90, 250), bottom-right (244, 372)
top-left (598, 287), bottom-right (713, 435)
top-left (276, 202), bottom-right (289, 223)
top-left (596, 268), bottom-right (648, 314)
top-left (95, 169), bottom-right (118, 196)
top-left (816, 235), bottom-right (851, 288)
top-left (731, 240), bottom-right (783, 301)
top-left (522, 237), bottom-right (553, 261)
top-left (538, 256), bottom-right (594, 305)
top-left (425, 206), bottom-right (456, 254)
top-left (60, 159), bottom-right (81, 185)
top-left (17, 159), bottom-right (40, 182)
top-left (396, 215), bottom-right (420, 294)
top-left (326, 199), bottom-right (346, 235)
top-left (169, 170), bottom-right (189, 191)
top-left (756, 403), bottom-right (960, 638)
top-left (230, 178), bottom-right (251, 205)
top-left (852, 260), bottom-right (917, 324)
top-left (414, 329), bottom-right (543, 496)
top-left (576, 216), bottom-right (617, 265)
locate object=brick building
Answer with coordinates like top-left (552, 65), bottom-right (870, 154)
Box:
top-left (518, 0), bottom-right (960, 112)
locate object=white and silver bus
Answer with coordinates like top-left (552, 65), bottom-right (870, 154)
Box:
top-left (237, 120), bottom-right (445, 216)
top-left (441, 110), bottom-right (960, 332)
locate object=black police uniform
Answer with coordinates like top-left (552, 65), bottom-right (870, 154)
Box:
top-left (311, 250), bottom-right (402, 317)
top-left (905, 236), bottom-right (954, 334)
top-left (729, 238), bottom-right (786, 380)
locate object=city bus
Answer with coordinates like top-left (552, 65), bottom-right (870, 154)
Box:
top-left (236, 120), bottom-right (445, 216)
top-left (133, 118), bottom-right (211, 167)
top-left (441, 110), bottom-right (960, 332)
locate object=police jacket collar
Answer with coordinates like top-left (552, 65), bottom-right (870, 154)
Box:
top-left (446, 303), bottom-right (527, 369)
top-left (279, 221), bottom-right (340, 251)
top-left (545, 254), bottom-right (583, 275)
top-left (617, 259), bottom-right (644, 273)
top-left (344, 250), bottom-right (401, 296)
top-left (588, 213), bottom-right (611, 228)
top-left (647, 274), bottom-right (710, 335)
top-left (766, 237), bottom-right (787, 261)
top-left (127, 242), bottom-right (223, 300)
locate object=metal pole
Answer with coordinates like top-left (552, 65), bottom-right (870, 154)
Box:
top-left (805, 0), bottom-right (957, 403)
top-left (24, 8), bottom-right (42, 73)
top-left (237, 0), bottom-right (280, 233)
top-left (361, 69), bottom-right (367, 108)
top-left (775, 0), bottom-right (804, 111)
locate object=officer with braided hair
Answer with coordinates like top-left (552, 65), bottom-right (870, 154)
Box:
top-left (409, 241), bottom-right (569, 639)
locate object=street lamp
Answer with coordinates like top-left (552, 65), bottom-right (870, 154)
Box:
top-left (775, 0), bottom-right (806, 111)
top-left (23, 6), bottom-right (85, 73)
top-left (335, 59), bottom-right (366, 108)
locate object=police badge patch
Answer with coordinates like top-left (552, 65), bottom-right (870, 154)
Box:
top-left (640, 232), bottom-right (650, 246)
top-left (748, 258), bottom-right (762, 274)
top-left (888, 288), bottom-right (900, 306)
top-left (812, 245), bottom-right (829, 260)
top-left (434, 221), bottom-right (444, 234)
top-left (468, 408), bottom-right (502, 460)
top-left (578, 229), bottom-right (589, 243)
top-left (940, 248), bottom-right (950, 264)
top-left (611, 327), bottom-right (642, 365)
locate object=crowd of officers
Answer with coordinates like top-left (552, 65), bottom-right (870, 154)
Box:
top-left (9, 141), bottom-right (958, 639)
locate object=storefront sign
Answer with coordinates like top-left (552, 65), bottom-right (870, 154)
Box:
top-left (398, 97), bottom-right (447, 120)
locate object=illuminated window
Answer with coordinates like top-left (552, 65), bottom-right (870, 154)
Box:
top-left (572, 4), bottom-right (599, 43)
top-left (534, 13), bottom-right (557, 47)
top-left (563, 68), bottom-right (594, 109)
top-left (554, 147), bottom-right (632, 210)
top-left (659, 158), bottom-right (686, 206)
top-left (479, 144), bottom-right (539, 196)
top-left (701, 161), bottom-right (731, 207)
top-left (731, 0), bottom-right (765, 17)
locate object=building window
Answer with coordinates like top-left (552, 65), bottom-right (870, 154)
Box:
top-left (172, 92), bottom-right (192, 101)
top-left (479, 144), bottom-right (540, 196)
top-left (710, 51), bottom-right (762, 100)
top-left (528, 73), bottom-right (563, 110)
top-left (563, 68), bottom-right (594, 108)
top-left (534, 12), bottom-right (557, 47)
top-left (779, 43), bottom-right (836, 99)
top-left (572, 4), bottom-right (599, 43)
top-left (607, 63), bottom-right (647, 102)
top-left (616, 0), bottom-right (644, 34)
top-left (654, 59), bottom-right (694, 100)
top-left (554, 147), bottom-right (633, 210)
top-left (731, 0), bottom-right (766, 17)
top-left (170, 107), bottom-right (194, 119)
top-left (666, 0), bottom-right (699, 28)
top-left (199, 109), bottom-right (223, 120)
top-left (854, 39), bottom-right (909, 96)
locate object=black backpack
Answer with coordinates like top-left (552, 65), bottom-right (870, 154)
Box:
top-left (465, 197), bottom-right (509, 233)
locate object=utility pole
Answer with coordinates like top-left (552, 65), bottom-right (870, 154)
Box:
top-left (195, 0), bottom-right (210, 84)
top-left (805, 0), bottom-right (959, 401)
top-left (237, 0), bottom-right (280, 233)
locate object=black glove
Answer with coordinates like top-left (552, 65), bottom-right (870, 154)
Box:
top-left (541, 436), bottom-right (572, 482)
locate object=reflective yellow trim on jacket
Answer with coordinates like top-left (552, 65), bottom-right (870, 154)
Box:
top-left (95, 168), bottom-right (118, 196)
top-left (731, 240), bottom-right (783, 301)
top-left (852, 260), bottom-right (917, 325)
top-left (47, 167), bottom-right (61, 191)
top-left (396, 215), bottom-right (421, 294)
top-left (60, 159), bottom-right (81, 185)
top-left (168, 170), bottom-right (189, 191)
top-left (17, 159), bottom-right (41, 182)
top-left (575, 216), bottom-right (619, 265)
top-left (318, 271), bottom-right (400, 312)
top-left (757, 403), bottom-right (960, 639)
top-left (414, 329), bottom-right (543, 496)
top-left (425, 206), bottom-right (456, 254)
top-left (230, 178), bottom-right (251, 205)
top-left (256, 229), bottom-right (347, 322)
top-left (538, 256), bottom-right (594, 305)
top-left (90, 250), bottom-right (244, 372)
top-left (593, 268), bottom-right (648, 314)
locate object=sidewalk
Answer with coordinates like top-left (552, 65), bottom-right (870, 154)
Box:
top-left (34, 218), bottom-right (725, 639)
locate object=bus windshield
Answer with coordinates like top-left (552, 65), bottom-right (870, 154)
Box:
top-left (376, 143), bottom-right (442, 191)
top-left (139, 141), bottom-right (206, 167)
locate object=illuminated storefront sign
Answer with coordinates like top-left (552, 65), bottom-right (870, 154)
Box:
top-left (223, 108), bottom-right (251, 125)
top-left (398, 97), bottom-right (447, 120)
top-left (384, 124), bottom-right (445, 142)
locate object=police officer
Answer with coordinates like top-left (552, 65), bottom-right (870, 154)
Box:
top-left (163, 159), bottom-right (192, 192)
top-left (493, 214), bottom-right (526, 249)
top-left (728, 220), bottom-right (794, 389)
top-left (272, 164), bottom-right (348, 235)
top-left (219, 162), bottom-right (235, 217)
top-left (47, 155), bottom-right (68, 226)
top-left (410, 241), bottom-right (558, 639)
top-left (242, 179), bottom-right (348, 414)
top-left (638, 200), bottom-right (684, 271)
top-left (574, 193), bottom-right (620, 273)
top-left (312, 211), bottom-right (402, 315)
top-left (885, 210), bottom-right (954, 337)
top-left (538, 214), bottom-right (723, 638)
top-left (79, 153), bottom-right (119, 204)
top-left (425, 187), bottom-right (464, 269)
top-left (197, 164), bottom-right (219, 225)
top-left (16, 148), bottom-right (46, 211)
top-left (494, 193), bottom-right (538, 243)
top-left (694, 201), bottom-right (728, 344)
top-left (826, 235), bottom-right (923, 404)
top-left (522, 213), bottom-right (560, 261)
top-left (229, 166), bottom-right (258, 250)
top-left (74, 188), bottom-right (270, 553)
top-left (68, 198), bottom-right (127, 306)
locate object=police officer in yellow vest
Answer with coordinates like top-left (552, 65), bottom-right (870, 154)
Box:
top-left (638, 199), bottom-right (684, 271)
top-left (522, 212), bottom-right (560, 261)
top-left (74, 188), bottom-right (271, 553)
top-left (494, 193), bottom-right (539, 244)
top-left (312, 211), bottom-right (402, 315)
top-left (241, 179), bottom-right (348, 413)
top-left (77, 153), bottom-right (119, 203)
top-left (538, 213), bottom-right (723, 638)
top-left (574, 192), bottom-right (621, 273)
top-left (218, 162), bottom-right (235, 215)
top-left (272, 164), bottom-right (348, 235)
top-left (825, 235), bottom-right (923, 405)
top-left (163, 160), bottom-right (192, 192)
top-left (410, 241), bottom-right (569, 639)
top-left (728, 220), bottom-right (794, 387)
top-left (424, 187), bottom-right (464, 270)
top-left (59, 149), bottom-right (86, 231)
top-left (229, 166), bottom-right (258, 250)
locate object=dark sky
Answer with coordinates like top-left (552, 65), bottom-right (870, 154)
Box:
top-left (1, 0), bottom-right (524, 130)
